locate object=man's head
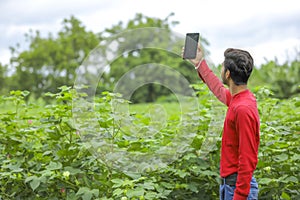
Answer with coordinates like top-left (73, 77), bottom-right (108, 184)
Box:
top-left (221, 48), bottom-right (254, 86)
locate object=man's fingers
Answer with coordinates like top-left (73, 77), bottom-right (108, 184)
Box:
top-left (197, 43), bottom-right (202, 51)
top-left (181, 47), bottom-right (185, 58)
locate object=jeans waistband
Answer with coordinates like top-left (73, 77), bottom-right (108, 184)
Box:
top-left (220, 173), bottom-right (237, 186)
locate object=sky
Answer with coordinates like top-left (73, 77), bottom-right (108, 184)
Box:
top-left (1, 0), bottom-right (300, 67)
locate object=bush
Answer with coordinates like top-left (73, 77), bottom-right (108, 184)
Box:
top-left (0, 86), bottom-right (299, 199)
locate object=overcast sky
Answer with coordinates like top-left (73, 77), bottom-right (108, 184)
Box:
top-left (1, 0), bottom-right (300, 67)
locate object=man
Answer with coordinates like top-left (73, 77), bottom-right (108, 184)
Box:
top-left (183, 46), bottom-right (260, 200)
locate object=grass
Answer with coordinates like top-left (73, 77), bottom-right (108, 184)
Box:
top-left (129, 101), bottom-right (181, 118)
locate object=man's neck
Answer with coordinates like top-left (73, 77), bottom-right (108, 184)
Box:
top-left (229, 84), bottom-right (248, 96)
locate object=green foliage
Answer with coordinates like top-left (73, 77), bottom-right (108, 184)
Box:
top-left (0, 63), bottom-right (8, 94)
top-left (2, 13), bottom-right (299, 101)
top-left (253, 60), bottom-right (300, 99)
top-left (97, 13), bottom-right (209, 103)
top-left (254, 86), bottom-right (300, 199)
top-left (0, 11), bottom-right (299, 200)
top-left (7, 16), bottom-right (100, 99)
top-left (0, 86), bottom-right (299, 199)
top-left (3, 14), bottom-right (211, 103)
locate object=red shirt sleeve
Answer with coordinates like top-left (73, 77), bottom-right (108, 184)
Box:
top-left (195, 60), bottom-right (231, 106)
top-left (233, 105), bottom-right (259, 199)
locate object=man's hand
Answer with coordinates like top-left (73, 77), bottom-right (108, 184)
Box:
top-left (181, 44), bottom-right (204, 66)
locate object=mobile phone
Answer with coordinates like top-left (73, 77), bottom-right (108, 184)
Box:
top-left (183, 33), bottom-right (199, 59)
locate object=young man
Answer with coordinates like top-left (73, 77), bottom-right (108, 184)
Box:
top-left (183, 46), bottom-right (260, 200)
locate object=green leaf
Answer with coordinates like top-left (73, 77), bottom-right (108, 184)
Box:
top-left (291, 154), bottom-right (300, 161)
top-left (201, 170), bottom-right (218, 176)
top-left (25, 176), bottom-right (35, 183)
top-left (76, 187), bottom-right (89, 195)
top-left (159, 182), bottom-right (174, 190)
top-left (46, 161), bottom-right (62, 170)
top-left (82, 192), bottom-right (93, 200)
top-left (29, 176), bottom-right (41, 191)
top-left (43, 150), bottom-right (52, 156)
top-left (274, 153), bottom-right (288, 162)
top-left (124, 171), bottom-right (141, 179)
top-left (44, 92), bottom-right (56, 97)
top-left (187, 182), bottom-right (199, 192)
top-left (145, 191), bottom-right (158, 199)
top-left (175, 170), bottom-right (188, 178)
top-left (259, 178), bottom-right (273, 185)
top-left (76, 187), bottom-right (98, 200)
top-left (122, 180), bottom-right (134, 187)
top-left (39, 169), bottom-right (53, 177)
top-left (281, 192), bottom-right (291, 200)
top-left (113, 188), bottom-right (123, 197)
top-left (126, 187), bottom-right (145, 198)
top-left (5, 163), bottom-right (23, 173)
top-left (64, 166), bottom-right (83, 175)
top-left (285, 176), bottom-right (298, 183)
top-left (111, 179), bottom-right (123, 188)
top-left (91, 189), bottom-right (99, 197)
top-left (142, 181), bottom-right (155, 190)
top-left (59, 85), bottom-right (72, 92)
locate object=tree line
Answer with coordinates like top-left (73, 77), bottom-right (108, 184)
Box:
top-left (0, 14), bottom-right (299, 102)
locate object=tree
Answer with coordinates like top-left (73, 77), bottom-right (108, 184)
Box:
top-left (258, 60), bottom-right (300, 98)
top-left (98, 13), bottom-right (210, 103)
top-left (0, 63), bottom-right (8, 94)
top-left (6, 14), bottom-right (211, 102)
top-left (9, 16), bottom-right (100, 98)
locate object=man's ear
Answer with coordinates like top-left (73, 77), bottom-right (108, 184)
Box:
top-left (225, 70), bottom-right (230, 79)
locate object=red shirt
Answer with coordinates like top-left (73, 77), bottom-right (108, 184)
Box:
top-left (196, 60), bottom-right (260, 199)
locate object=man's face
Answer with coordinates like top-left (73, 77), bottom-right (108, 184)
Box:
top-left (221, 63), bottom-right (229, 85)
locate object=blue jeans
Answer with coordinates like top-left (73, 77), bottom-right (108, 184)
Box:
top-left (219, 176), bottom-right (259, 200)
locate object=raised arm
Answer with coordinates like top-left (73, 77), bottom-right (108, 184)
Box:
top-left (182, 44), bottom-right (231, 106)
top-left (196, 60), bottom-right (231, 106)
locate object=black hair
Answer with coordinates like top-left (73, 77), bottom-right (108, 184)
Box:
top-left (223, 48), bottom-right (254, 85)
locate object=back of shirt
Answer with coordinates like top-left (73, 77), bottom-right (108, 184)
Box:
top-left (221, 90), bottom-right (260, 197)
